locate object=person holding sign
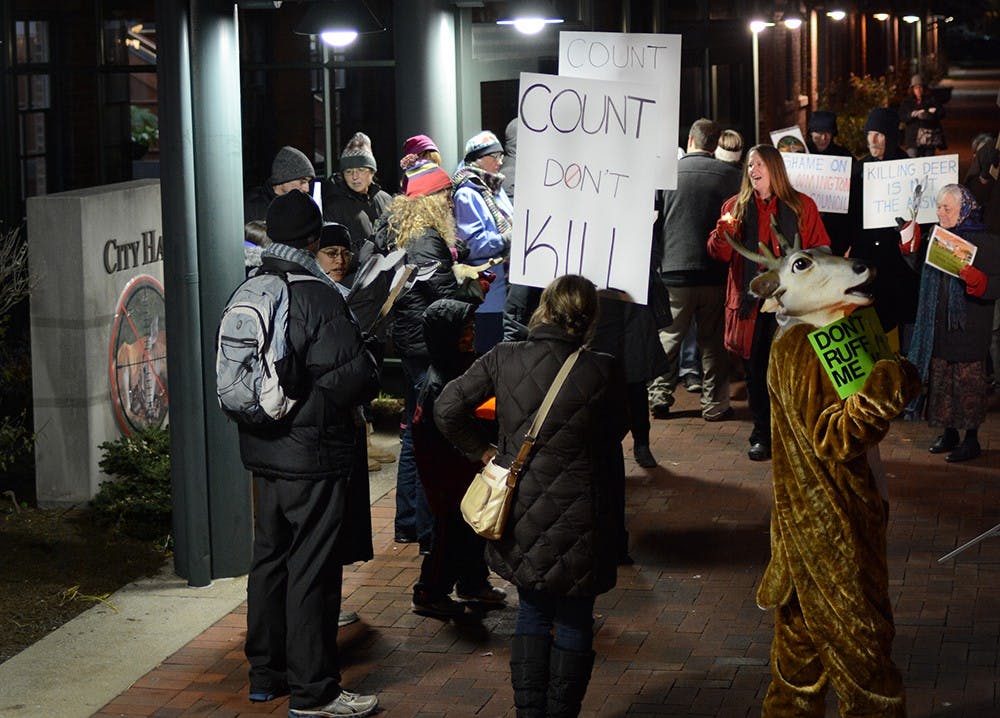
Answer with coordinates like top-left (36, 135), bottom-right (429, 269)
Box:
top-left (707, 144), bottom-right (830, 461)
top-left (805, 111), bottom-right (854, 256)
top-left (452, 130), bottom-right (515, 354)
top-left (905, 184), bottom-right (1000, 463)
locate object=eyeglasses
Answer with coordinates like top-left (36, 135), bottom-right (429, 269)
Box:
top-left (344, 167), bottom-right (373, 177)
top-left (487, 152), bottom-right (505, 162)
top-left (321, 248), bottom-right (352, 261)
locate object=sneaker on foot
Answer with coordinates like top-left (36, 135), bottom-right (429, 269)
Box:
top-left (287, 690), bottom-right (378, 717)
top-left (337, 611), bottom-right (359, 627)
top-left (412, 593), bottom-right (466, 618)
top-left (683, 374), bottom-right (703, 393)
top-left (250, 684), bottom-right (289, 702)
top-left (456, 584), bottom-right (507, 604)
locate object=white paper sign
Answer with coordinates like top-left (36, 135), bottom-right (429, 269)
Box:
top-left (558, 31), bottom-right (681, 190)
top-left (862, 154), bottom-right (959, 229)
top-left (769, 125), bottom-right (809, 153)
top-left (780, 153), bottom-right (853, 214)
top-left (512, 72), bottom-right (658, 303)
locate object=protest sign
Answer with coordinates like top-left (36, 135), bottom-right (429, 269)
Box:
top-left (925, 225), bottom-right (978, 277)
top-left (512, 71), bottom-right (658, 303)
top-left (558, 31), bottom-right (681, 190)
top-left (808, 307), bottom-right (894, 399)
top-left (780, 152), bottom-right (853, 214)
top-left (770, 125), bottom-right (808, 154)
top-left (862, 154), bottom-right (958, 229)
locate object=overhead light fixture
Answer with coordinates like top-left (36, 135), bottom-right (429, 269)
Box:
top-left (826, 10), bottom-right (846, 21)
top-left (783, 16), bottom-right (803, 29)
top-left (873, 12), bottom-right (890, 21)
top-left (294, 0), bottom-right (385, 48)
top-left (496, 1), bottom-right (564, 35)
top-left (902, 15), bottom-right (920, 24)
top-left (749, 19), bottom-right (774, 34)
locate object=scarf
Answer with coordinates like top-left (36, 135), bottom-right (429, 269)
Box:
top-left (737, 197), bottom-right (799, 318)
top-left (906, 186), bottom-right (985, 380)
top-left (452, 165), bottom-right (513, 235)
top-left (261, 242), bottom-right (347, 295)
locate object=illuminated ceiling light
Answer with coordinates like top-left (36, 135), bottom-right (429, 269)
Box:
top-left (750, 19), bottom-right (773, 33)
top-left (902, 15), bottom-right (920, 24)
top-left (826, 10), bottom-right (847, 21)
top-left (294, 0), bottom-right (385, 48)
top-left (873, 12), bottom-right (890, 21)
top-left (496, 1), bottom-right (564, 34)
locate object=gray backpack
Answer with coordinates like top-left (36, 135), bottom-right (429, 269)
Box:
top-left (215, 270), bottom-right (322, 425)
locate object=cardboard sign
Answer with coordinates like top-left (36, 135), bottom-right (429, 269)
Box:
top-left (512, 71), bottom-right (658, 303)
top-left (558, 31), bottom-right (681, 190)
top-left (781, 152), bottom-right (853, 214)
top-left (862, 154), bottom-right (959, 229)
top-left (925, 225), bottom-right (978, 277)
top-left (808, 307), bottom-right (894, 399)
top-left (770, 126), bottom-right (808, 154)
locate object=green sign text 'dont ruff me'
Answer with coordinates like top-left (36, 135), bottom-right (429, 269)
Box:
top-left (807, 307), bottom-right (894, 399)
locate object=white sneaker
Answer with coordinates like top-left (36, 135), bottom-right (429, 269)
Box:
top-left (287, 689), bottom-right (378, 717)
top-left (337, 611), bottom-right (360, 628)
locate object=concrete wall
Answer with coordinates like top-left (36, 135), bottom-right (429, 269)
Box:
top-left (28, 179), bottom-right (165, 506)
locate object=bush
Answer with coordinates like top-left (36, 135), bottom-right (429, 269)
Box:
top-left (0, 411), bottom-right (34, 473)
top-left (818, 73), bottom-right (907, 156)
top-left (91, 427), bottom-right (171, 541)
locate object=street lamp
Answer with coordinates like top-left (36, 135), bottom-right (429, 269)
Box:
top-left (496, 0), bottom-right (564, 35)
top-left (826, 10), bottom-right (847, 22)
top-left (902, 14), bottom-right (922, 72)
top-left (294, 0), bottom-right (385, 48)
top-left (749, 20), bottom-right (773, 145)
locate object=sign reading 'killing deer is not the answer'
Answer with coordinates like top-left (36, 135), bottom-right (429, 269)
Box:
top-left (862, 154), bottom-right (959, 229)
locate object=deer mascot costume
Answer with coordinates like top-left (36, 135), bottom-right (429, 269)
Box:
top-left (728, 224), bottom-right (921, 717)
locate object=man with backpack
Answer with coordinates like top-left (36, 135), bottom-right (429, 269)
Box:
top-left (225, 190), bottom-right (381, 718)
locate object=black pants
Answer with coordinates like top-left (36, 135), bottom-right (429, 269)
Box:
top-left (414, 509), bottom-right (490, 599)
top-left (627, 381), bottom-right (650, 445)
top-left (246, 474), bottom-right (345, 709)
top-left (745, 312), bottom-right (778, 447)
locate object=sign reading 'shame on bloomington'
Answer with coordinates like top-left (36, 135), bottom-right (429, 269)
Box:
top-left (27, 179), bottom-right (166, 506)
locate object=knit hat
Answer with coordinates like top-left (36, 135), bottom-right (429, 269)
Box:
top-left (463, 130), bottom-right (504, 163)
top-left (402, 134), bottom-right (438, 157)
top-left (268, 146), bottom-right (315, 186)
top-left (807, 111), bottom-right (838, 136)
top-left (340, 131), bottom-right (377, 172)
top-left (266, 191), bottom-right (322, 249)
top-left (404, 161), bottom-right (453, 198)
top-left (863, 107), bottom-right (901, 144)
top-left (319, 222), bottom-right (352, 251)
top-left (910, 74), bottom-right (925, 87)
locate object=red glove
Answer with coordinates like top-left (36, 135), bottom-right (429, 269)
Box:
top-left (959, 265), bottom-right (988, 297)
top-left (898, 220), bottom-right (921, 255)
top-left (477, 270), bottom-right (496, 297)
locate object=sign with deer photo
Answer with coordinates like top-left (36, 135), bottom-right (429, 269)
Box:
top-left (862, 154), bottom-right (959, 229)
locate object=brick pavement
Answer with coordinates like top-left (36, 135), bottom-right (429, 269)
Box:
top-left (93, 384), bottom-right (1000, 718)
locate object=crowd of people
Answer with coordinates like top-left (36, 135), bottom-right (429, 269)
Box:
top-left (230, 89), bottom-right (1000, 716)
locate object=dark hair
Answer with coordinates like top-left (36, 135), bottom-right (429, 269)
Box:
top-left (528, 274), bottom-right (599, 342)
top-left (689, 118), bottom-right (722, 153)
top-left (244, 220), bottom-right (270, 247)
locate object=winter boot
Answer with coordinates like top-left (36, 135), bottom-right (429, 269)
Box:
top-left (510, 634), bottom-right (551, 718)
top-left (546, 644), bottom-right (596, 718)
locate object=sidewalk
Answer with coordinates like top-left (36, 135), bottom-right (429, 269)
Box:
top-left (4, 385), bottom-right (1000, 718)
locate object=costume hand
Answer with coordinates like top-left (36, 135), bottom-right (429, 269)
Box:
top-left (959, 265), bottom-right (988, 297)
top-left (897, 220), bottom-right (921, 254)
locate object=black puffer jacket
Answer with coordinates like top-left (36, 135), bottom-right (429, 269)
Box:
top-left (321, 175), bottom-right (392, 247)
top-left (434, 324), bottom-right (629, 597)
top-left (392, 227), bottom-right (470, 358)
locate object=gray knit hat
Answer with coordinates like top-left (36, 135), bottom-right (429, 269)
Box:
top-left (268, 146), bottom-right (315, 186)
top-left (340, 132), bottom-right (377, 172)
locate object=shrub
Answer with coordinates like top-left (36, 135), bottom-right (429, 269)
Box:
top-left (91, 427), bottom-right (171, 541)
top-left (818, 72), bottom-right (908, 156)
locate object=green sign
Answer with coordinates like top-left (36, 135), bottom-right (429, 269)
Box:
top-left (808, 307), bottom-right (894, 399)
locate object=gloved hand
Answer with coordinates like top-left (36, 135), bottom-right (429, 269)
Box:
top-left (896, 219), bottom-right (921, 254)
top-left (959, 265), bottom-right (988, 297)
top-left (362, 332), bottom-right (385, 364)
top-left (478, 270), bottom-right (497, 297)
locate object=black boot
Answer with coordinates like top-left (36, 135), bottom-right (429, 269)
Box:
top-left (510, 634), bottom-right (550, 718)
top-left (546, 645), bottom-right (595, 718)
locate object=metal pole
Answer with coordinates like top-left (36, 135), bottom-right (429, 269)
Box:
top-left (323, 43), bottom-right (333, 178)
top-left (752, 30), bottom-right (761, 145)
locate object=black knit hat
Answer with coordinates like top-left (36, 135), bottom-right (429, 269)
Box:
top-left (340, 132), bottom-right (377, 172)
top-left (266, 191), bottom-right (322, 249)
top-left (319, 222), bottom-right (352, 251)
top-left (268, 146), bottom-right (315, 186)
top-left (863, 107), bottom-right (900, 145)
top-left (808, 111), bottom-right (838, 136)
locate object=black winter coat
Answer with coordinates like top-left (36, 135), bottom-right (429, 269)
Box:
top-left (321, 175), bottom-right (393, 283)
top-left (392, 227), bottom-right (469, 358)
top-left (237, 256), bottom-right (381, 561)
top-left (244, 184), bottom-right (277, 223)
top-left (434, 324), bottom-right (629, 597)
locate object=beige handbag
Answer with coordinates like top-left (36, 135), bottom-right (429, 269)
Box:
top-left (460, 349), bottom-right (581, 540)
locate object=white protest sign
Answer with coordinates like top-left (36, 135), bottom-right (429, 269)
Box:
top-left (780, 153), bottom-right (853, 214)
top-left (512, 72), bottom-right (658, 303)
top-left (770, 125), bottom-right (809, 154)
top-left (862, 154), bottom-right (958, 229)
top-left (558, 31), bottom-right (681, 190)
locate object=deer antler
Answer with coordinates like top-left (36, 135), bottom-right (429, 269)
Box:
top-left (722, 230), bottom-right (782, 270)
top-left (768, 215), bottom-right (802, 255)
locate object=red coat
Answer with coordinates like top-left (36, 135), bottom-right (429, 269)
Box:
top-left (707, 193), bottom-right (830, 359)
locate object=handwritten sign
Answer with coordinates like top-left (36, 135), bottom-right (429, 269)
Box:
top-left (808, 307), bottom-right (894, 399)
top-left (862, 154), bottom-right (959, 229)
top-left (770, 125), bottom-right (808, 154)
top-left (781, 153), bottom-right (853, 214)
top-left (558, 31), bottom-right (681, 190)
top-left (512, 71), bottom-right (658, 303)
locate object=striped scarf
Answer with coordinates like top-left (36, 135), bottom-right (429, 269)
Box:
top-left (452, 165), bottom-right (512, 235)
top-left (261, 242), bottom-right (346, 295)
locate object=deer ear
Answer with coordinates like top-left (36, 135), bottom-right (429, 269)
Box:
top-left (750, 270), bottom-right (780, 298)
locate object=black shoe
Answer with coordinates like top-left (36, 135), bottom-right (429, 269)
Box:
top-left (683, 375), bottom-right (703, 393)
top-left (633, 443), bottom-right (657, 468)
top-left (394, 531), bottom-right (417, 544)
top-left (650, 402), bottom-right (671, 419)
top-left (412, 593), bottom-right (466, 618)
top-left (945, 440), bottom-right (981, 463)
top-left (703, 407), bottom-right (734, 422)
top-left (929, 434), bottom-right (960, 454)
top-left (249, 684), bottom-right (289, 702)
top-left (748, 442), bottom-right (771, 461)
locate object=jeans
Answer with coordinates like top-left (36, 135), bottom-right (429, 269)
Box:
top-left (516, 588), bottom-right (595, 652)
top-left (395, 356), bottom-right (432, 543)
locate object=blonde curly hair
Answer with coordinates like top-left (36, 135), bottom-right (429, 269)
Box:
top-left (386, 191), bottom-right (456, 249)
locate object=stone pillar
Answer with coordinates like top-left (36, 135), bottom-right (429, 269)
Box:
top-left (28, 179), bottom-right (165, 506)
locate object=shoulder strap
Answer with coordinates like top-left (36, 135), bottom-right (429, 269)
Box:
top-left (507, 348), bottom-right (581, 482)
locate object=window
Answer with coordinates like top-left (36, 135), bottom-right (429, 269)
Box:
top-left (14, 20), bottom-right (51, 198)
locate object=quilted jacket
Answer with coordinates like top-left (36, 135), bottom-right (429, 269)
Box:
top-left (434, 323), bottom-right (629, 597)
